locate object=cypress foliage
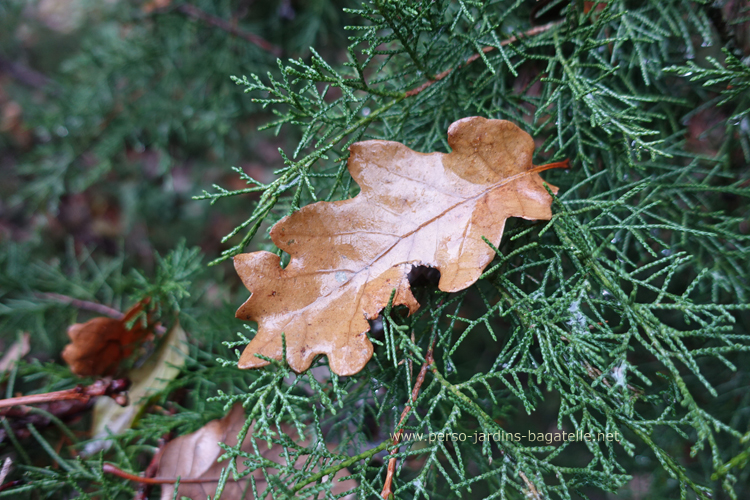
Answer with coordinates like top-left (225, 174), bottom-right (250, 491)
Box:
top-left (1, 0), bottom-right (749, 499)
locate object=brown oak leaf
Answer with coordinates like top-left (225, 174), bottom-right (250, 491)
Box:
top-left (234, 117), bottom-right (568, 375)
top-left (156, 404), bottom-right (356, 499)
top-left (62, 301), bottom-right (150, 377)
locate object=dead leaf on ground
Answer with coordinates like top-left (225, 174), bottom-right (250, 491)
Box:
top-left (62, 300), bottom-right (150, 377)
top-left (156, 404), bottom-right (357, 500)
top-left (0, 332), bottom-right (31, 374)
top-left (234, 117), bottom-right (567, 375)
top-left (84, 321), bottom-right (188, 456)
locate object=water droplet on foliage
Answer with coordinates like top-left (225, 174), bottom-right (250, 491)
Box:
top-left (35, 127), bottom-right (51, 143)
top-left (362, 107), bottom-right (371, 116)
top-left (567, 299), bottom-right (587, 332)
top-left (56, 125), bottom-right (68, 137)
top-left (661, 249), bottom-right (672, 256)
top-left (68, 116), bottom-right (83, 129)
top-left (445, 359), bottom-right (456, 374)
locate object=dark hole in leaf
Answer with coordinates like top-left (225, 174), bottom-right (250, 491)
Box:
top-left (368, 316), bottom-right (384, 340)
top-left (407, 265), bottom-right (441, 288)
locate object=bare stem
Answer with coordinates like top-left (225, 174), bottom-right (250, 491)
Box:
top-left (381, 343), bottom-right (435, 499)
top-left (405, 20), bottom-right (563, 98)
top-left (174, 5), bottom-right (281, 56)
top-left (37, 294), bottom-right (167, 334)
top-left (0, 379), bottom-right (130, 410)
top-left (103, 463), bottom-right (224, 485)
top-left (36, 293), bottom-right (124, 319)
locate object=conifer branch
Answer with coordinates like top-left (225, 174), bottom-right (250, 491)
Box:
top-left (173, 4), bottom-right (282, 56)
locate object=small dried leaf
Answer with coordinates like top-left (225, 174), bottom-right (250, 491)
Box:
top-left (84, 321), bottom-right (188, 455)
top-left (234, 117), bottom-right (567, 375)
top-left (157, 404), bottom-right (356, 500)
top-left (62, 301), bottom-right (148, 377)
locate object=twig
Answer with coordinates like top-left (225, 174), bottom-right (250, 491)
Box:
top-left (0, 480), bottom-right (22, 493)
top-left (36, 293), bottom-right (167, 334)
top-left (174, 4), bottom-right (281, 56)
top-left (134, 431), bottom-right (173, 500)
top-left (0, 56), bottom-right (55, 90)
top-left (380, 343), bottom-right (435, 499)
top-left (36, 293), bottom-right (124, 320)
top-left (519, 471), bottom-right (542, 500)
top-left (103, 463), bottom-right (225, 485)
top-left (289, 441), bottom-right (390, 495)
top-left (405, 20), bottom-right (563, 98)
top-left (0, 379), bottom-right (130, 410)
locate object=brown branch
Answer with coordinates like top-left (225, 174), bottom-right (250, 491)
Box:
top-left (174, 4), bottom-right (281, 57)
top-left (0, 56), bottom-right (55, 90)
top-left (36, 293), bottom-right (125, 320)
top-left (0, 480), bottom-right (22, 493)
top-left (519, 471), bottom-right (542, 500)
top-left (37, 293), bottom-right (167, 334)
top-left (405, 20), bottom-right (563, 98)
top-left (0, 379), bottom-right (130, 411)
top-left (103, 463), bottom-right (227, 485)
top-left (134, 431), bottom-right (173, 500)
top-left (381, 343), bottom-right (435, 500)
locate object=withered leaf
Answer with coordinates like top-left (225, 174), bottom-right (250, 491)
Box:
top-left (84, 321), bottom-right (188, 456)
top-left (156, 404), bottom-right (356, 500)
top-left (62, 300), bottom-right (150, 377)
top-left (234, 117), bottom-right (567, 375)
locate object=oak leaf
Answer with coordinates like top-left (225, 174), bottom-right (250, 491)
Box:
top-left (156, 404), bottom-right (356, 500)
top-left (234, 117), bottom-right (567, 376)
top-left (62, 300), bottom-right (150, 377)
